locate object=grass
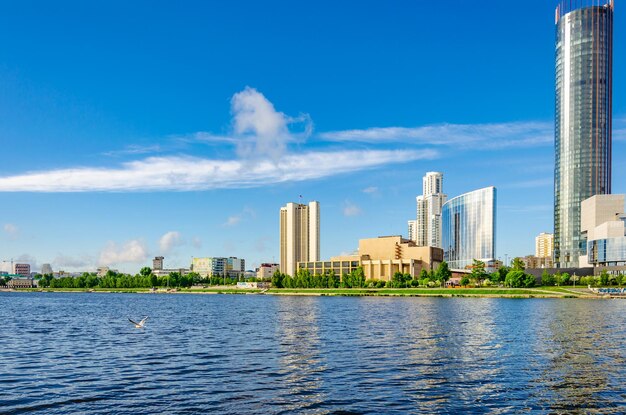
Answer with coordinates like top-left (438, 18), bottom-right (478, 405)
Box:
top-left (13, 286), bottom-right (600, 298)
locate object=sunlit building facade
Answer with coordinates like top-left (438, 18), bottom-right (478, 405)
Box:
top-left (414, 172), bottom-right (447, 248)
top-left (280, 201), bottom-right (320, 277)
top-left (554, 0), bottom-right (614, 267)
top-left (442, 187), bottom-right (496, 270)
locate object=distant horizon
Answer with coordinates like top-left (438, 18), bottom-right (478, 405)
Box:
top-left (0, 0), bottom-right (624, 273)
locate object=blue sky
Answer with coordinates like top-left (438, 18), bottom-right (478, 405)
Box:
top-left (0, 0), bottom-right (624, 272)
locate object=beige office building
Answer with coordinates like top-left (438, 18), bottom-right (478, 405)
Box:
top-left (535, 232), bottom-right (554, 258)
top-left (280, 201), bottom-right (320, 276)
top-left (298, 235), bottom-right (443, 281)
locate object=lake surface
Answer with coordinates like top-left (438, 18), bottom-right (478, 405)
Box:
top-left (0, 292), bottom-right (625, 414)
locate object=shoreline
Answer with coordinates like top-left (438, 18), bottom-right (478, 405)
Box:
top-left (1, 287), bottom-right (616, 299)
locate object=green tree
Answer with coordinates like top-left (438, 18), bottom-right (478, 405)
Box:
top-left (599, 270), bottom-right (610, 286)
top-left (505, 270), bottom-right (525, 287)
top-left (511, 257), bottom-right (526, 271)
top-left (271, 270), bottom-right (284, 288)
top-left (460, 276), bottom-right (470, 286)
top-left (434, 262), bottom-right (451, 287)
top-left (470, 259), bottom-right (488, 287)
top-left (541, 270), bottom-right (555, 286)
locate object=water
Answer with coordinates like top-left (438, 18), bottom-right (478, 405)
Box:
top-left (0, 292), bottom-right (625, 414)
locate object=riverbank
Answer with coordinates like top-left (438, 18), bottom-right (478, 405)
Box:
top-left (5, 286), bottom-right (613, 298)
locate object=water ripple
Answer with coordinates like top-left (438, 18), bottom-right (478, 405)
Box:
top-left (0, 293), bottom-right (625, 414)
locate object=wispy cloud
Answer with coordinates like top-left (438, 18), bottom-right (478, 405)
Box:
top-left (343, 201), bottom-right (362, 217)
top-left (99, 239), bottom-right (148, 266)
top-left (52, 254), bottom-right (94, 269)
top-left (159, 231), bottom-right (182, 254)
top-left (3, 223), bottom-right (19, 238)
top-left (362, 186), bottom-right (378, 195)
top-left (320, 121), bottom-right (552, 149)
top-left (0, 149), bottom-right (437, 192)
top-left (0, 86), bottom-right (438, 192)
top-left (223, 207), bottom-right (256, 227)
top-left (103, 144), bottom-right (163, 157)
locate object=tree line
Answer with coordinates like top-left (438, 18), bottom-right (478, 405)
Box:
top-left (36, 267), bottom-right (253, 289)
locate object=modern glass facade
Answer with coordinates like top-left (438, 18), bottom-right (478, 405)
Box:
top-left (442, 187), bottom-right (496, 270)
top-left (588, 237), bottom-right (626, 266)
top-left (554, 1), bottom-right (613, 268)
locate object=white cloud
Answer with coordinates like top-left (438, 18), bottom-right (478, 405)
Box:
top-left (52, 254), bottom-right (94, 269)
top-left (0, 149), bottom-right (437, 192)
top-left (223, 207), bottom-right (256, 227)
top-left (320, 121), bottom-right (553, 149)
top-left (362, 186), bottom-right (378, 195)
top-left (343, 201), bottom-right (362, 217)
top-left (103, 144), bottom-right (163, 157)
top-left (223, 216), bottom-right (241, 227)
top-left (99, 239), bottom-right (148, 266)
top-left (231, 86), bottom-right (312, 162)
top-left (159, 231), bottom-right (182, 253)
top-left (3, 223), bottom-right (18, 238)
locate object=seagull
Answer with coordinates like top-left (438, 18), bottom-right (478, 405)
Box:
top-left (128, 316), bottom-right (148, 328)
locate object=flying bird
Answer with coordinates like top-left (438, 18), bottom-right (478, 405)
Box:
top-left (129, 316), bottom-right (149, 328)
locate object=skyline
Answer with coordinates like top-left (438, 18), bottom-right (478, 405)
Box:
top-left (1, 0), bottom-right (625, 272)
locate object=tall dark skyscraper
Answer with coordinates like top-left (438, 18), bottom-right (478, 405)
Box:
top-left (554, 0), bottom-right (613, 268)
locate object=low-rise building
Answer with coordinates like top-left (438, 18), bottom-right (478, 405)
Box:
top-left (7, 278), bottom-right (35, 288)
top-left (297, 236), bottom-right (444, 282)
top-left (581, 194), bottom-right (626, 275)
top-left (257, 263), bottom-right (279, 279)
top-left (521, 255), bottom-right (553, 269)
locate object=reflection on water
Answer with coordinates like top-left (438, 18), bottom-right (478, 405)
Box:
top-left (0, 293), bottom-right (625, 414)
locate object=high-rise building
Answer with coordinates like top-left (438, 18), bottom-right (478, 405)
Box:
top-left (414, 172), bottom-right (447, 248)
top-left (279, 201), bottom-right (320, 276)
top-left (152, 256), bottom-right (164, 271)
top-left (442, 187), bottom-right (497, 270)
top-left (554, 0), bottom-right (613, 268)
top-left (407, 220), bottom-right (417, 242)
top-left (535, 233), bottom-right (554, 259)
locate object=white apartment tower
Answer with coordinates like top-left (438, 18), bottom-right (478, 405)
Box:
top-left (280, 201), bottom-right (320, 277)
top-left (415, 172), bottom-right (447, 248)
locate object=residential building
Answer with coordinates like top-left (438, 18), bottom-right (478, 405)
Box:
top-left (554, 1), bottom-right (614, 268)
top-left (280, 201), bottom-right (320, 276)
top-left (153, 256), bottom-right (164, 271)
top-left (227, 257), bottom-right (245, 273)
top-left (535, 233), bottom-right (554, 259)
top-left (522, 255), bottom-right (554, 269)
top-left (41, 263), bottom-right (53, 275)
top-left (414, 172), bottom-right (447, 248)
top-left (581, 194), bottom-right (626, 274)
top-left (442, 186), bottom-right (497, 271)
top-left (13, 263), bottom-right (31, 277)
top-left (257, 263), bottom-right (279, 279)
top-left (298, 236), bottom-right (443, 282)
top-left (191, 257), bottom-right (245, 278)
top-left (407, 220), bottom-right (417, 242)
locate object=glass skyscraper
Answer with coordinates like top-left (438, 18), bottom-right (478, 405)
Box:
top-left (441, 187), bottom-right (496, 270)
top-left (554, 0), bottom-right (613, 268)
